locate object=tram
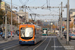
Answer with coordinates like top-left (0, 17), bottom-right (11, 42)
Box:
top-left (19, 24), bottom-right (42, 44)
top-left (42, 28), bottom-right (48, 36)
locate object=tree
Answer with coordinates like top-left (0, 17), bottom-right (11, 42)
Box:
top-left (0, 9), bottom-right (5, 25)
top-left (70, 22), bottom-right (73, 28)
top-left (52, 24), bottom-right (57, 29)
top-left (7, 11), bottom-right (18, 26)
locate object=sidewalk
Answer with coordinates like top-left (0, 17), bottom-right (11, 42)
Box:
top-left (57, 36), bottom-right (75, 50)
top-left (0, 35), bottom-right (19, 44)
top-left (0, 36), bottom-right (3, 41)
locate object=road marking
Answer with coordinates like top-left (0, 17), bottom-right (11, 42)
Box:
top-left (44, 38), bottom-right (51, 50)
top-left (54, 37), bottom-right (56, 50)
top-left (42, 36), bottom-right (57, 38)
top-left (33, 37), bottom-right (47, 50)
top-left (3, 44), bottom-right (19, 50)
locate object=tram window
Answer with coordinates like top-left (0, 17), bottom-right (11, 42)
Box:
top-left (21, 28), bottom-right (25, 37)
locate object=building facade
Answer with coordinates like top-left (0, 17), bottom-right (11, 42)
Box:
top-left (15, 10), bottom-right (29, 24)
top-left (0, 0), bottom-right (2, 8)
top-left (1, 1), bottom-right (10, 10)
top-left (70, 9), bottom-right (75, 30)
top-left (70, 9), bottom-right (75, 23)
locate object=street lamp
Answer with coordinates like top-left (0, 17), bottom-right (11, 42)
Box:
top-left (66, 0), bottom-right (69, 45)
top-left (51, 22), bottom-right (53, 25)
top-left (11, 0), bottom-right (12, 39)
top-left (2, 16), bottom-right (4, 34)
top-left (51, 22), bottom-right (53, 33)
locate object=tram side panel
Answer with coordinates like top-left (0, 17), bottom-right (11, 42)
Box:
top-left (35, 28), bottom-right (42, 44)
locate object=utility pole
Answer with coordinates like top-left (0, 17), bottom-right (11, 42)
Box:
top-left (51, 25), bottom-right (52, 33)
top-left (5, 6), bottom-right (7, 40)
top-left (3, 16), bottom-right (4, 34)
top-left (59, 8), bottom-right (61, 37)
top-left (51, 22), bottom-right (53, 33)
top-left (18, 16), bottom-right (19, 24)
top-left (11, 0), bottom-right (12, 39)
top-left (73, 16), bottom-right (75, 31)
top-left (66, 0), bottom-right (69, 45)
top-left (25, 5), bottom-right (26, 23)
top-left (60, 2), bottom-right (63, 40)
top-left (73, 19), bottom-right (74, 31)
top-left (30, 14), bottom-right (33, 20)
top-left (34, 14), bottom-right (36, 22)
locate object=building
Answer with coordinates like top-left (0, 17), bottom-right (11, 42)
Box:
top-left (58, 17), bottom-right (67, 29)
top-left (17, 10), bottom-right (29, 24)
top-left (12, 10), bottom-right (18, 22)
top-left (1, 1), bottom-right (10, 10)
top-left (70, 9), bottom-right (75, 23)
top-left (69, 9), bottom-right (75, 30)
top-left (58, 9), bottom-right (75, 30)
top-left (0, 0), bottom-right (2, 8)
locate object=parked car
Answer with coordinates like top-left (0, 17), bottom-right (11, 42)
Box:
top-left (0, 31), bottom-right (3, 37)
top-left (2, 32), bottom-right (14, 39)
top-left (69, 32), bottom-right (75, 41)
top-left (8, 32), bottom-right (14, 38)
top-left (63, 30), bottom-right (75, 41)
top-left (17, 31), bottom-right (19, 36)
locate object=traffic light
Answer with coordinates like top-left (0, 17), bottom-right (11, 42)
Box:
top-left (62, 28), bottom-right (64, 31)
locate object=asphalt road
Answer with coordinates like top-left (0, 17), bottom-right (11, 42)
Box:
top-left (0, 35), bottom-right (65, 50)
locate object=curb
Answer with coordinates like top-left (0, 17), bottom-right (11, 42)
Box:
top-left (57, 36), bottom-right (75, 50)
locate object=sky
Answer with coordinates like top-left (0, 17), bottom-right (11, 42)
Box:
top-left (2, 0), bottom-right (75, 21)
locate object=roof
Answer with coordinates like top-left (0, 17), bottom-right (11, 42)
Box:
top-left (20, 24), bottom-right (41, 28)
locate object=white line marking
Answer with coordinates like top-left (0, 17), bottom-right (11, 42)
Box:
top-left (3, 44), bottom-right (19, 50)
top-left (33, 37), bottom-right (47, 50)
top-left (44, 38), bottom-right (51, 50)
top-left (54, 37), bottom-right (56, 50)
top-left (42, 36), bottom-right (56, 37)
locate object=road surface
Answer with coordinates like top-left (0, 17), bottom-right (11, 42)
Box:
top-left (0, 35), bottom-right (65, 50)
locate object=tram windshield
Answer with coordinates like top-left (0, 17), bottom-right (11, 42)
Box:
top-left (21, 27), bottom-right (33, 39)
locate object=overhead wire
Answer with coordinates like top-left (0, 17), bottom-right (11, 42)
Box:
top-left (19, 0), bottom-right (29, 5)
top-left (27, 0), bottom-right (35, 4)
top-left (46, 0), bottom-right (48, 8)
top-left (49, 0), bottom-right (50, 10)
